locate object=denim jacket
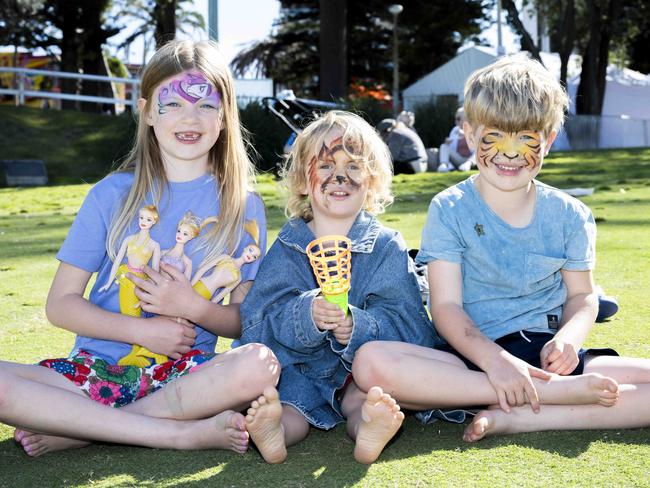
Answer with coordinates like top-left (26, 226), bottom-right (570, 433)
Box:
top-left (240, 211), bottom-right (436, 429)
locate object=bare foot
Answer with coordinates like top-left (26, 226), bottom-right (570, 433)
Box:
top-left (14, 429), bottom-right (89, 457)
top-left (186, 410), bottom-right (249, 453)
top-left (245, 386), bottom-right (287, 464)
top-left (353, 386), bottom-right (404, 464)
top-left (550, 373), bottom-right (619, 407)
top-left (463, 409), bottom-right (508, 443)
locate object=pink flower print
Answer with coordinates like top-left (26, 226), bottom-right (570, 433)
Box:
top-left (89, 380), bottom-right (121, 406)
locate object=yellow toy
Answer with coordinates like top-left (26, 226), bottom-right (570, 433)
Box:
top-left (99, 205), bottom-right (165, 367)
top-left (190, 220), bottom-right (261, 303)
top-left (306, 235), bottom-right (352, 315)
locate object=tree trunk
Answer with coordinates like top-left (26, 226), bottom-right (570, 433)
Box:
top-left (557, 0), bottom-right (575, 87)
top-left (80, 0), bottom-right (113, 113)
top-left (502, 0), bottom-right (542, 63)
top-left (319, 0), bottom-right (348, 100)
top-left (576, 0), bottom-right (601, 114)
top-left (154, 0), bottom-right (177, 49)
top-left (59, 2), bottom-right (81, 111)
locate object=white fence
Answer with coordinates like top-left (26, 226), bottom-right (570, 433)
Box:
top-left (0, 67), bottom-right (274, 111)
top-left (0, 66), bottom-right (140, 111)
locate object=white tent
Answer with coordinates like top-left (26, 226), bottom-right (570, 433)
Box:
top-left (402, 46), bottom-right (498, 109)
top-left (403, 47), bottom-right (650, 149)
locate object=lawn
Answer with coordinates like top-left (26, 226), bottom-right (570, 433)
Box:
top-left (1, 149), bottom-right (650, 487)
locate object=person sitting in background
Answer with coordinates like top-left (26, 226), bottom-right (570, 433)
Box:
top-left (397, 110), bottom-right (416, 130)
top-left (437, 107), bottom-right (474, 172)
top-left (377, 118), bottom-right (428, 174)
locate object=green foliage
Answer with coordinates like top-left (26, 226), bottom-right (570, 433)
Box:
top-left (0, 105), bottom-right (136, 184)
top-left (105, 54), bottom-right (128, 79)
top-left (239, 101), bottom-right (292, 173)
top-left (1, 149), bottom-right (650, 486)
top-left (347, 96), bottom-right (393, 127)
top-left (412, 95), bottom-right (460, 147)
top-left (231, 0), bottom-right (490, 98)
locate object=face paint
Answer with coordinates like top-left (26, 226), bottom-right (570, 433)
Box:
top-left (157, 72), bottom-right (222, 115)
top-left (477, 128), bottom-right (542, 169)
top-left (307, 137), bottom-right (365, 196)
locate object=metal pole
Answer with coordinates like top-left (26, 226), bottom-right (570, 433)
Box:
top-left (208, 0), bottom-right (219, 42)
top-left (392, 14), bottom-right (399, 115)
top-left (388, 4), bottom-right (403, 115)
top-left (496, 0), bottom-right (505, 56)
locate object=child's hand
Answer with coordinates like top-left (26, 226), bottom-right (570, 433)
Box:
top-left (332, 315), bottom-right (353, 345)
top-left (130, 264), bottom-right (197, 319)
top-left (140, 315), bottom-right (196, 359)
top-left (486, 351), bottom-right (552, 413)
top-left (540, 337), bottom-right (579, 375)
top-left (312, 296), bottom-right (346, 331)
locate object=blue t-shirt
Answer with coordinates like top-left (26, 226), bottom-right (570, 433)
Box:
top-left (417, 175), bottom-right (596, 341)
top-left (57, 171), bottom-right (267, 363)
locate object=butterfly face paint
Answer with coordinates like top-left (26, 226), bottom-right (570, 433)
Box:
top-left (307, 137), bottom-right (366, 197)
top-left (157, 72), bottom-right (222, 115)
top-left (477, 128), bottom-right (543, 170)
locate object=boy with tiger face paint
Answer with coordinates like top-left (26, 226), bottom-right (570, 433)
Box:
top-left (411, 54), bottom-right (650, 442)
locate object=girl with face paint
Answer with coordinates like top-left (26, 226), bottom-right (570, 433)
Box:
top-left (238, 111), bottom-right (435, 464)
top-left (2, 40), bottom-right (279, 458)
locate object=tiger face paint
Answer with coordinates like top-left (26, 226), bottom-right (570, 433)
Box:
top-left (476, 128), bottom-right (543, 171)
top-left (305, 132), bottom-right (369, 223)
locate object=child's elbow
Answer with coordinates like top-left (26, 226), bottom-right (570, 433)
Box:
top-left (45, 292), bottom-right (65, 328)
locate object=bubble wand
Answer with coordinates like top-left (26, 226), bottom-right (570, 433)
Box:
top-left (306, 235), bottom-right (352, 315)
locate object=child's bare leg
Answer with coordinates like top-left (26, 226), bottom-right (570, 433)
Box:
top-left (0, 368), bottom-right (248, 453)
top-left (129, 343), bottom-right (280, 419)
top-left (245, 387), bottom-right (309, 463)
top-left (353, 342), bottom-right (619, 410)
top-left (584, 355), bottom-right (650, 384)
top-left (464, 383), bottom-right (648, 442)
top-left (1, 348), bottom-right (276, 456)
top-left (342, 382), bottom-right (404, 464)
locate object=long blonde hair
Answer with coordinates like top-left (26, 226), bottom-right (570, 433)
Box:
top-left (282, 110), bottom-right (393, 220)
top-left (107, 40), bottom-right (255, 265)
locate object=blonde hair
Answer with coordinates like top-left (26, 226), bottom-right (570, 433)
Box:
top-left (282, 110), bottom-right (393, 220)
top-left (140, 204), bottom-right (159, 223)
top-left (178, 211), bottom-right (203, 238)
top-left (463, 54), bottom-right (569, 136)
top-left (107, 39), bottom-right (255, 264)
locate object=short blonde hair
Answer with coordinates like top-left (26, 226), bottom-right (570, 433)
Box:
top-left (282, 110), bottom-right (393, 220)
top-left (463, 54), bottom-right (569, 135)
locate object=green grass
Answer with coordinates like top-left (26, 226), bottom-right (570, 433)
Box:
top-left (2, 148), bottom-right (650, 487)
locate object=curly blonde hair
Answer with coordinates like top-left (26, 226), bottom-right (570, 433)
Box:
top-left (464, 53), bottom-right (569, 136)
top-left (281, 110), bottom-right (393, 220)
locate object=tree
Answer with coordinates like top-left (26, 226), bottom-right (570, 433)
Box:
top-left (114, 0), bottom-right (205, 64)
top-left (231, 0), bottom-right (490, 99)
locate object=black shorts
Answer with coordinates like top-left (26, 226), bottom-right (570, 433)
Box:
top-left (437, 331), bottom-right (618, 375)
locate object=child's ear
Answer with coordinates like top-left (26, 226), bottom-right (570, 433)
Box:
top-left (463, 121), bottom-right (478, 150)
top-left (138, 98), bottom-right (154, 126)
top-left (544, 130), bottom-right (558, 155)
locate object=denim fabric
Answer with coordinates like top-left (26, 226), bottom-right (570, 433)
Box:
top-left (240, 211), bottom-right (437, 429)
top-left (417, 175), bottom-right (596, 341)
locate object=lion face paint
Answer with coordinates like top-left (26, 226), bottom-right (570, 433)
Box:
top-left (305, 134), bottom-right (369, 220)
top-left (157, 71), bottom-right (222, 115)
top-left (307, 136), bottom-right (365, 197)
top-left (476, 128), bottom-right (543, 170)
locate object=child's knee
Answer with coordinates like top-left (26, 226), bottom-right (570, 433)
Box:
top-left (236, 343), bottom-right (281, 386)
top-left (352, 342), bottom-right (391, 389)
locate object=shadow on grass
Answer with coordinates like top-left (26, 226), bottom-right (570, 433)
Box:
top-left (2, 417), bottom-right (649, 487)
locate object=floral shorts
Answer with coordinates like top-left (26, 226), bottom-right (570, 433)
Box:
top-left (38, 349), bottom-right (216, 408)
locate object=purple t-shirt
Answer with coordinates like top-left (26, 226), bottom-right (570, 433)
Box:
top-left (57, 171), bottom-right (267, 363)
